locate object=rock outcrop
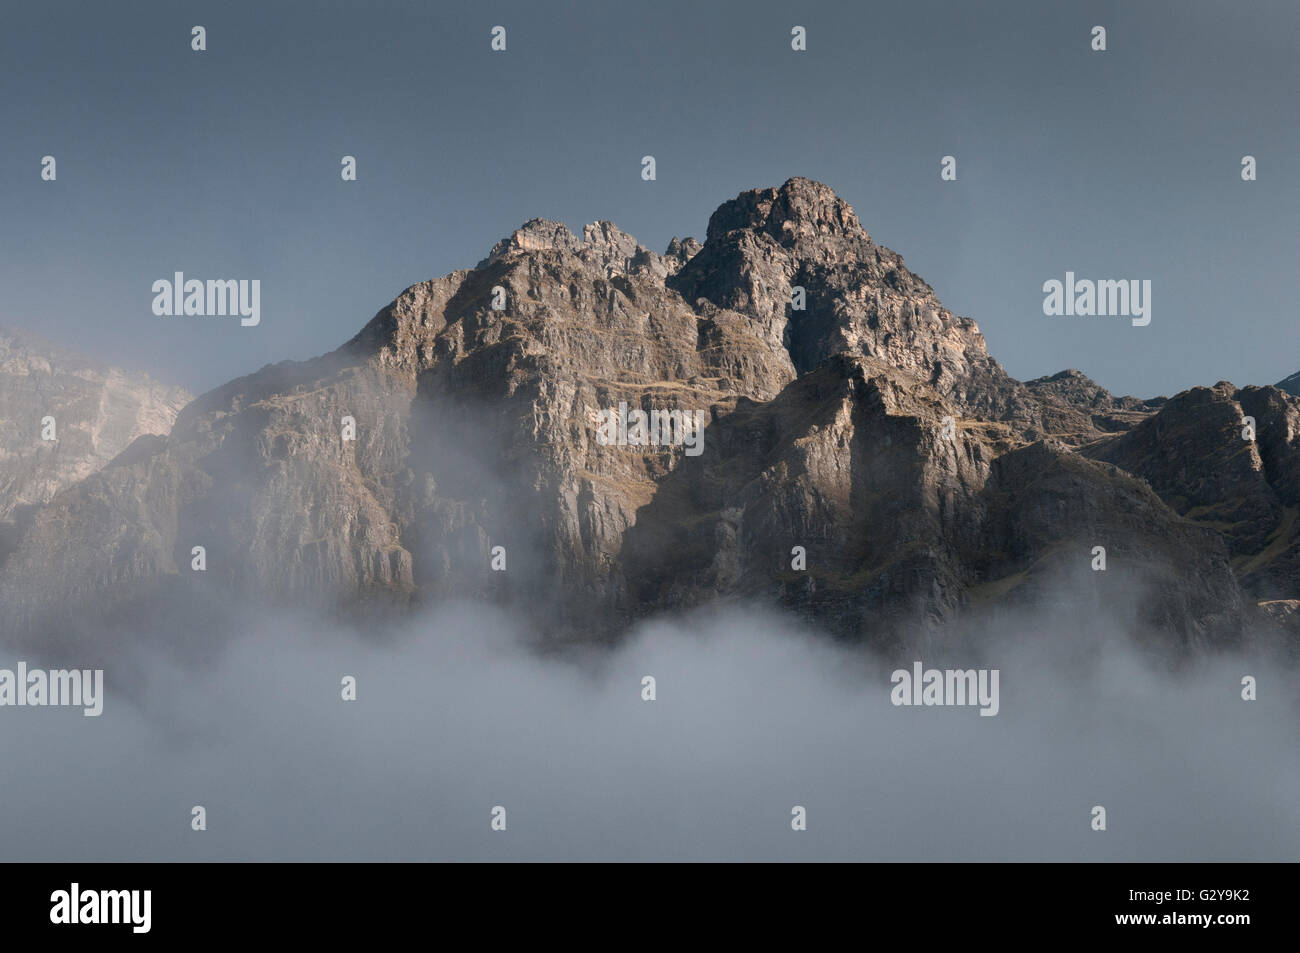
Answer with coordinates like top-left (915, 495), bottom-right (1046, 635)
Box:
top-left (1086, 381), bottom-right (1300, 606)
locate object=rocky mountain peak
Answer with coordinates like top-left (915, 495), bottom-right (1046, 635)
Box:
top-left (704, 176), bottom-right (871, 249)
top-left (484, 218), bottom-right (581, 262)
top-left (666, 179), bottom-right (1034, 426)
top-left (664, 236), bottom-right (703, 267)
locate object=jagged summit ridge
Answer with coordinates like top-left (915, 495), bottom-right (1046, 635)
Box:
top-left (372, 177), bottom-right (978, 395)
top-left (480, 176), bottom-right (861, 271)
top-left (705, 176), bottom-right (872, 249)
top-left (481, 217), bottom-right (694, 281)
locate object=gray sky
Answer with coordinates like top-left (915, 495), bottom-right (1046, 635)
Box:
top-left (2, 0), bottom-right (1297, 398)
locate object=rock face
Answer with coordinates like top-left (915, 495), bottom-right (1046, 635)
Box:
top-left (1087, 382), bottom-right (1300, 605)
top-left (0, 329), bottom-right (190, 562)
top-left (1023, 370), bottom-right (1162, 444)
top-left (0, 179), bottom-right (1293, 652)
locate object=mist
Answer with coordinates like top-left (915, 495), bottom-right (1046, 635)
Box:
top-left (1, 597), bottom-right (1295, 862)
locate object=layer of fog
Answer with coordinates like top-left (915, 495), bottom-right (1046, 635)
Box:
top-left (1, 598), bottom-right (1296, 862)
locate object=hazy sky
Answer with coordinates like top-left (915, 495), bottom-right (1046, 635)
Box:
top-left (2, 0), bottom-right (1297, 398)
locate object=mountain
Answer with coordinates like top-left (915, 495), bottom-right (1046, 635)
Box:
top-left (1086, 382), bottom-right (1300, 612)
top-left (0, 179), bottom-right (1295, 653)
top-left (1277, 369), bottom-right (1300, 398)
top-left (0, 329), bottom-right (190, 565)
